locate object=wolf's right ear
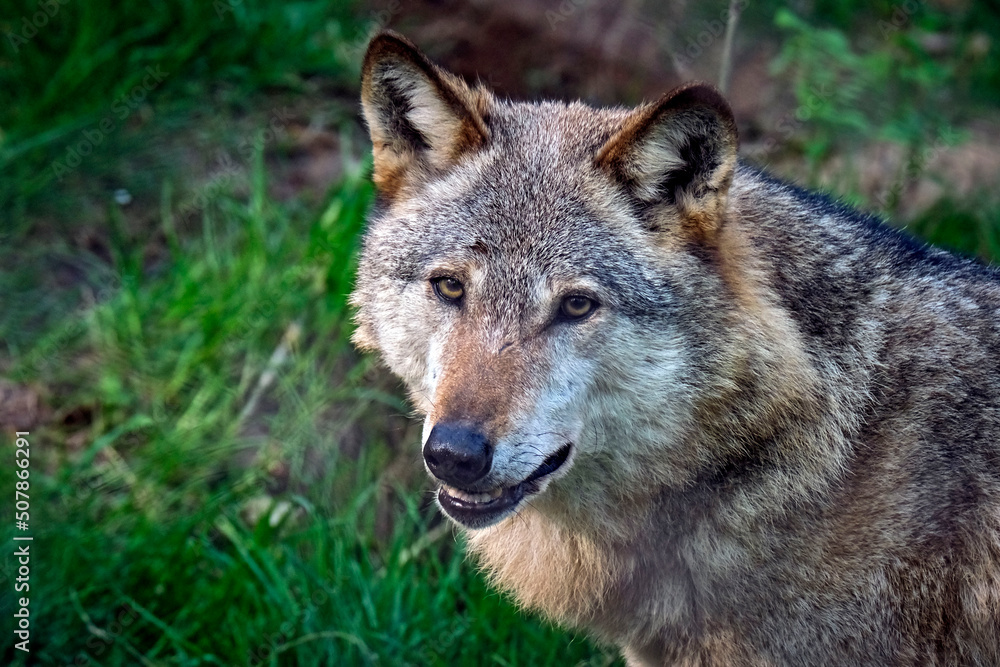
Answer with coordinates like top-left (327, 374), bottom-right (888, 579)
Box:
top-left (361, 31), bottom-right (491, 197)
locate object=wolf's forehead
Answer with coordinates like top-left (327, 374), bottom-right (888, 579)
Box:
top-left (488, 100), bottom-right (629, 171)
top-left (374, 100), bottom-right (668, 308)
top-left (430, 102), bottom-right (628, 239)
top-left (425, 160), bottom-right (609, 273)
top-left (413, 168), bottom-right (664, 314)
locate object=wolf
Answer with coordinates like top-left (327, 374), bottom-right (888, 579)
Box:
top-left (350, 31), bottom-right (1000, 666)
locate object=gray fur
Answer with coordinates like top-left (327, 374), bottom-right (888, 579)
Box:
top-left (352, 31), bottom-right (1000, 666)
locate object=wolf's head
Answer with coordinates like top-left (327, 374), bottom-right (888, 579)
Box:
top-left (352, 32), bottom-right (749, 532)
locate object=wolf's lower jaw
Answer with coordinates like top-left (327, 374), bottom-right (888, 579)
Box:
top-left (437, 443), bottom-right (573, 529)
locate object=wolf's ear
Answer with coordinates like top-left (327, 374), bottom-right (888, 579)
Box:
top-left (361, 31), bottom-right (490, 197)
top-left (595, 83), bottom-right (738, 235)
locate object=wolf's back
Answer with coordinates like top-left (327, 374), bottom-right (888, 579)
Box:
top-left (717, 165), bottom-right (1000, 664)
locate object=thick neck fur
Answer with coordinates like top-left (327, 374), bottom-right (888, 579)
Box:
top-left (465, 163), bottom-right (1000, 659)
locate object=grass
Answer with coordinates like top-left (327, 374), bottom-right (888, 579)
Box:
top-left (0, 1), bottom-right (619, 663)
top-left (0, 0), bottom-right (362, 209)
top-left (0, 154), bottom-right (618, 664)
top-left (1, 0), bottom-right (999, 664)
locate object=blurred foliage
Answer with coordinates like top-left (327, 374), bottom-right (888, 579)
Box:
top-left (761, 1), bottom-right (999, 242)
top-left (772, 8), bottom-right (956, 167)
top-left (765, 0), bottom-right (1000, 106)
top-left (0, 0), bottom-right (364, 210)
top-left (908, 195), bottom-right (1000, 260)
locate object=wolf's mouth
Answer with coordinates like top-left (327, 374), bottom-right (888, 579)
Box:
top-left (437, 443), bottom-right (572, 529)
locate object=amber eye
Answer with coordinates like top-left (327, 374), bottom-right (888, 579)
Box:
top-left (560, 295), bottom-right (596, 321)
top-left (432, 276), bottom-right (465, 303)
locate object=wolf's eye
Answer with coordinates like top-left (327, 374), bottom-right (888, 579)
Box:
top-left (431, 276), bottom-right (464, 303)
top-left (560, 295), bottom-right (597, 321)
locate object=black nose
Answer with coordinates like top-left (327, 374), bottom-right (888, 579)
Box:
top-left (423, 423), bottom-right (493, 486)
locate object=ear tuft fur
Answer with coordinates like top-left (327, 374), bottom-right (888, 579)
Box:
top-left (361, 31), bottom-right (491, 197)
top-left (595, 82), bottom-right (738, 236)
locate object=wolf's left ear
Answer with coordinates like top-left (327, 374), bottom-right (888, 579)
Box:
top-left (595, 83), bottom-right (738, 234)
top-left (361, 31), bottom-right (491, 197)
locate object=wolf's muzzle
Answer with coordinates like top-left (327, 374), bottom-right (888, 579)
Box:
top-left (423, 422), bottom-right (493, 486)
